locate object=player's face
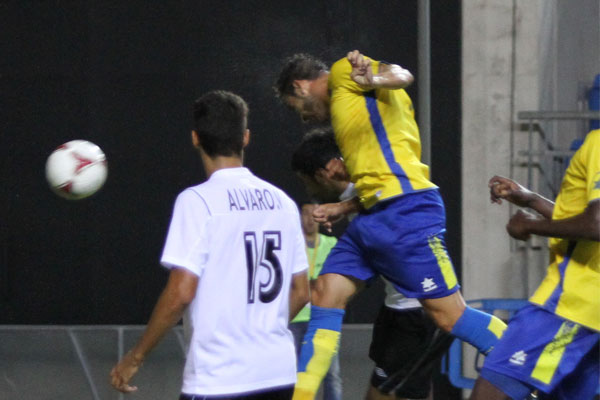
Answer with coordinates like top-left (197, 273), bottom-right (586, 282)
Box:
top-left (301, 204), bottom-right (318, 235)
top-left (298, 173), bottom-right (341, 203)
top-left (285, 95), bottom-right (329, 123)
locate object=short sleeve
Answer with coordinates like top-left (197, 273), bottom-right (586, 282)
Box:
top-left (160, 189), bottom-right (210, 276)
top-left (329, 56), bottom-right (380, 94)
top-left (582, 130), bottom-right (600, 202)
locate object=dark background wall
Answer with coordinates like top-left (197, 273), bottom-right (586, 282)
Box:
top-left (0, 0), bottom-right (460, 325)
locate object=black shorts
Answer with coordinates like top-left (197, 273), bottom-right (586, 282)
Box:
top-left (179, 384), bottom-right (294, 400)
top-left (369, 306), bottom-right (453, 399)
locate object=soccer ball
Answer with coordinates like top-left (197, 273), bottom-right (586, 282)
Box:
top-left (45, 140), bottom-right (108, 200)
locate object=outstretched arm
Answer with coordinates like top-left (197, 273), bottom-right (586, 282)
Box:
top-left (347, 50), bottom-right (413, 90)
top-left (488, 175), bottom-right (554, 219)
top-left (110, 268), bottom-right (198, 393)
top-left (488, 175), bottom-right (600, 241)
top-left (506, 200), bottom-right (600, 242)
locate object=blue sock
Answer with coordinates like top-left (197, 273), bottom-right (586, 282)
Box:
top-left (297, 305), bottom-right (345, 372)
top-left (294, 306), bottom-right (345, 398)
top-left (451, 306), bottom-right (506, 354)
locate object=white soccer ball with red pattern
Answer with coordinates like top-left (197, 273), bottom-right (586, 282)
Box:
top-left (45, 140), bottom-right (108, 200)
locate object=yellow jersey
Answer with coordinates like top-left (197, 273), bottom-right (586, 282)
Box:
top-left (329, 56), bottom-right (436, 209)
top-left (530, 129), bottom-right (600, 331)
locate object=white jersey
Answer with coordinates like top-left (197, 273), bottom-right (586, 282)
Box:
top-left (161, 167), bottom-right (308, 396)
top-left (340, 183), bottom-right (421, 311)
top-left (382, 278), bottom-right (421, 310)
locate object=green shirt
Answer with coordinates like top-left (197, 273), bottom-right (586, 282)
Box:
top-left (291, 233), bottom-right (338, 323)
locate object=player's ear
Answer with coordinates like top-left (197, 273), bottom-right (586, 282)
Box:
top-left (191, 130), bottom-right (200, 147)
top-left (242, 129), bottom-right (250, 148)
top-left (313, 168), bottom-right (328, 184)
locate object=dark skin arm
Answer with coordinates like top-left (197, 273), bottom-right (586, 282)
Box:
top-left (489, 175), bottom-right (600, 242)
top-left (110, 267), bottom-right (198, 393)
top-left (489, 175), bottom-right (554, 218)
top-left (507, 201), bottom-right (600, 241)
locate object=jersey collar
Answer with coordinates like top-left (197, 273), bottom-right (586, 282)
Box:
top-left (210, 167), bottom-right (252, 179)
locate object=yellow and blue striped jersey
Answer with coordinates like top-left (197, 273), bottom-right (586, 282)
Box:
top-left (328, 56), bottom-right (436, 209)
top-left (530, 129), bottom-right (600, 331)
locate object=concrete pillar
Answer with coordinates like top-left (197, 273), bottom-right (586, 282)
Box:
top-left (462, 0), bottom-right (544, 302)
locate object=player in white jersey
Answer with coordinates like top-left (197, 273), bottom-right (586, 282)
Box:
top-left (291, 128), bottom-right (452, 400)
top-left (110, 90), bottom-right (310, 400)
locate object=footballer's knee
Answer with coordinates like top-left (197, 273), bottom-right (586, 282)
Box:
top-left (365, 385), bottom-right (397, 400)
top-left (421, 291), bottom-right (467, 332)
top-left (311, 273), bottom-right (361, 309)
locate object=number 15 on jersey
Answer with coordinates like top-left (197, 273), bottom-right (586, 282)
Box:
top-left (244, 231), bottom-right (283, 304)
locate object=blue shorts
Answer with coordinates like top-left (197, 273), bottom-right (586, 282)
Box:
top-left (481, 304), bottom-right (600, 399)
top-left (321, 189), bottom-right (460, 299)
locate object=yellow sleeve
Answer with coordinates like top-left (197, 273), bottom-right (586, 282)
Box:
top-left (583, 130), bottom-right (600, 201)
top-left (329, 56), bottom-right (380, 93)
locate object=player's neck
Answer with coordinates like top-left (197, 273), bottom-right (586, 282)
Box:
top-left (304, 232), bottom-right (318, 248)
top-left (201, 153), bottom-right (244, 178)
top-left (313, 73), bottom-right (330, 105)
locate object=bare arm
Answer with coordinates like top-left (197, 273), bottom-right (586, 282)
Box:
top-left (347, 50), bottom-right (414, 90)
top-left (312, 197), bottom-right (361, 232)
top-left (289, 270), bottom-right (310, 321)
top-left (110, 268), bottom-right (198, 393)
top-left (507, 200), bottom-right (600, 242)
top-left (489, 175), bottom-right (554, 219)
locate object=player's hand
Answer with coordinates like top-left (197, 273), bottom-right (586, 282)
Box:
top-left (313, 203), bottom-right (346, 232)
top-left (488, 175), bottom-right (534, 207)
top-left (506, 209), bottom-right (536, 241)
top-left (110, 350), bottom-right (143, 393)
top-left (347, 50), bottom-right (374, 87)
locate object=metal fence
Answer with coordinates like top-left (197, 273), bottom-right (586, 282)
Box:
top-left (0, 324), bottom-right (374, 400)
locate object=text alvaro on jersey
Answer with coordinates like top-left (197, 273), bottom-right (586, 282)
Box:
top-left (228, 188), bottom-right (283, 211)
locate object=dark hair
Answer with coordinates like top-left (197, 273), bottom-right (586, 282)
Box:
top-left (291, 127), bottom-right (341, 177)
top-left (295, 197), bottom-right (318, 209)
top-left (193, 90), bottom-right (249, 157)
top-left (274, 53), bottom-right (328, 99)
